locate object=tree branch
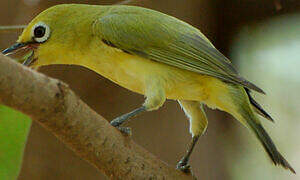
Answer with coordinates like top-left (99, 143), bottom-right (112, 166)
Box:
top-left (0, 54), bottom-right (195, 179)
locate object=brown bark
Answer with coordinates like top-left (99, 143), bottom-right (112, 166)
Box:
top-left (0, 54), bottom-right (195, 180)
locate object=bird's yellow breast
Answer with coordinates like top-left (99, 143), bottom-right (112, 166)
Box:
top-left (34, 39), bottom-right (230, 109)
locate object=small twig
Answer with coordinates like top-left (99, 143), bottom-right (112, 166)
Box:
top-left (0, 1), bottom-right (135, 34)
top-left (116, 0), bottom-right (139, 5)
top-left (0, 25), bottom-right (26, 33)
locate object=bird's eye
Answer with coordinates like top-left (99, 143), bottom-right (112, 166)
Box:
top-left (34, 26), bottom-right (46, 38)
top-left (31, 22), bottom-right (51, 43)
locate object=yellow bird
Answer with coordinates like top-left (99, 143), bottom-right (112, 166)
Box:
top-left (2, 4), bottom-right (295, 173)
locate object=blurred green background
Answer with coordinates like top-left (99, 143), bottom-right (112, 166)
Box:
top-left (0, 107), bottom-right (31, 180)
top-left (0, 0), bottom-right (299, 179)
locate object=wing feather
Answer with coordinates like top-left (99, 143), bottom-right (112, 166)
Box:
top-left (95, 6), bottom-right (264, 94)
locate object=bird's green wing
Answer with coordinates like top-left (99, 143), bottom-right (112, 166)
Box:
top-left (94, 6), bottom-right (264, 93)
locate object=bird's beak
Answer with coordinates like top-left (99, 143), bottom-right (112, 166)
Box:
top-left (22, 51), bottom-right (35, 66)
top-left (2, 42), bottom-right (27, 56)
top-left (2, 42), bottom-right (37, 67)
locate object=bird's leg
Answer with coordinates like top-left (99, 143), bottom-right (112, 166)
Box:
top-left (110, 106), bottom-right (146, 135)
top-left (111, 79), bottom-right (166, 135)
top-left (177, 100), bottom-right (208, 173)
top-left (176, 135), bottom-right (200, 173)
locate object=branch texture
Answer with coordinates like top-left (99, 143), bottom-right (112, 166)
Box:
top-left (0, 54), bottom-right (194, 179)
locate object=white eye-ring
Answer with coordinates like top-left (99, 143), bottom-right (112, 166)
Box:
top-left (31, 22), bottom-right (51, 43)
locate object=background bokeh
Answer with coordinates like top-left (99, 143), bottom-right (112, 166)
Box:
top-left (0, 0), bottom-right (299, 179)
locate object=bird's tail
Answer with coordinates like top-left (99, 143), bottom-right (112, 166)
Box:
top-left (227, 87), bottom-right (295, 173)
top-left (245, 114), bottom-right (295, 173)
top-left (245, 88), bottom-right (274, 122)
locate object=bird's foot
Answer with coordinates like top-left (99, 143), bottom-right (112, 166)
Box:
top-left (110, 106), bottom-right (146, 136)
top-left (110, 116), bottom-right (126, 127)
top-left (110, 118), bottom-right (131, 136)
top-left (176, 158), bottom-right (191, 173)
top-left (116, 126), bottom-right (132, 136)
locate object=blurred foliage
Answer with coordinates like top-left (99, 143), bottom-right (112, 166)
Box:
top-left (0, 106), bottom-right (31, 180)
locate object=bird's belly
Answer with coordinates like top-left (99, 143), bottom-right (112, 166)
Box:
top-left (79, 51), bottom-right (226, 102)
top-left (34, 39), bottom-right (229, 108)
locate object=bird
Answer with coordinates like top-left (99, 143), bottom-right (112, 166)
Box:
top-left (2, 4), bottom-right (295, 173)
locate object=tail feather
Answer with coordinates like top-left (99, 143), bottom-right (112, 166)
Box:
top-left (229, 87), bottom-right (295, 173)
top-left (245, 88), bottom-right (274, 122)
top-left (220, 85), bottom-right (294, 173)
top-left (245, 113), bottom-right (295, 173)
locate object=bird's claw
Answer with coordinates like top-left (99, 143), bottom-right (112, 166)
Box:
top-left (110, 119), bottom-right (132, 136)
top-left (116, 126), bottom-right (132, 136)
top-left (176, 159), bottom-right (191, 173)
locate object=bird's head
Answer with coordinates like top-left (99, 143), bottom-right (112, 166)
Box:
top-left (2, 20), bottom-right (52, 66)
top-left (2, 4), bottom-right (96, 67)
